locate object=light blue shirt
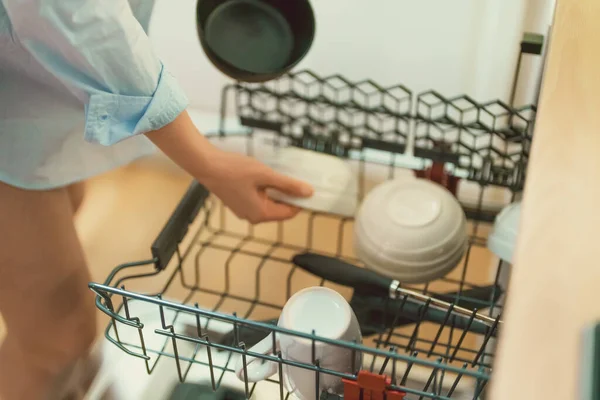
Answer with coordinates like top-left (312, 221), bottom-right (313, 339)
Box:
top-left (0, 0), bottom-right (189, 189)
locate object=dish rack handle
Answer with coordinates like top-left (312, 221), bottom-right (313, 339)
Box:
top-left (151, 181), bottom-right (210, 270)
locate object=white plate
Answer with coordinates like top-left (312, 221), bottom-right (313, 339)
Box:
top-left (264, 147), bottom-right (358, 217)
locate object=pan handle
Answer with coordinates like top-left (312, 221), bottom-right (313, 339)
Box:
top-left (292, 252), bottom-right (393, 297)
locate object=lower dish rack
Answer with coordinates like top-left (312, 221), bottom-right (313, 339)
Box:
top-left (90, 144), bottom-right (508, 400)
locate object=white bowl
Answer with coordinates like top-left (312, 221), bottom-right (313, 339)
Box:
top-left (264, 147), bottom-right (358, 217)
top-left (354, 177), bottom-right (468, 283)
top-left (487, 201), bottom-right (521, 263)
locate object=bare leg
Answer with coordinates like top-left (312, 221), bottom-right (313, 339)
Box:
top-left (66, 182), bottom-right (86, 215)
top-left (0, 182), bottom-right (96, 400)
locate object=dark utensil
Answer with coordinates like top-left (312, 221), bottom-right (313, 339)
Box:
top-left (168, 382), bottom-right (246, 400)
top-left (292, 252), bottom-right (398, 298)
top-left (293, 252), bottom-right (503, 304)
top-left (196, 0), bottom-right (315, 82)
top-left (218, 318), bottom-right (279, 350)
top-left (350, 292), bottom-right (499, 337)
top-left (292, 252), bottom-right (503, 331)
top-left (215, 284), bottom-right (501, 351)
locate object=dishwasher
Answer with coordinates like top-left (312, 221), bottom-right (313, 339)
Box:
top-left (88, 67), bottom-right (537, 400)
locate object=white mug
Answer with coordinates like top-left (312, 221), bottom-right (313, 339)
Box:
top-left (234, 286), bottom-right (362, 400)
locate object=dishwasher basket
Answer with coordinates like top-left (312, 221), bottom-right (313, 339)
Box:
top-left (89, 70), bottom-right (536, 399)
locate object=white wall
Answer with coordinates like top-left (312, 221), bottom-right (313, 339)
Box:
top-left (148, 0), bottom-right (550, 115)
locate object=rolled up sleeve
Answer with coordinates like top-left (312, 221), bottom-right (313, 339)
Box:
top-left (2, 0), bottom-right (189, 146)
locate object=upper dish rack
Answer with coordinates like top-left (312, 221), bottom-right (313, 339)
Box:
top-left (218, 69), bottom-right (536, 192)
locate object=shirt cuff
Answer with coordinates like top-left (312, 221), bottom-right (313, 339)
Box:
top-left (84, 65), bottom-right (189, 146)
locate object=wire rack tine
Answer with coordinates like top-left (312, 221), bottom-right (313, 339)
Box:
top-left (407, 298), bottom-right (432, 352)
top-left (400, 351), bottom-right (419, 386)
top-left (278, 351), bottom-right (285, 400)
top-left (446, 363), bottom-right (468, 397)
top-left (471, 315), bottom-right (501, 367)
top-left (450, 310), bottom-right (478, 363)
top-left (419, 357), bottom-right (442, 400)
top-left (240, 343), bottom-right (249, 398)
top-left (428, 304), bottom-right (455, 357)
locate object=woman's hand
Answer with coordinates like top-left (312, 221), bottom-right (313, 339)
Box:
top-left (146, 111), bottom-right (313, 224)
top-left (200, 150), bottom-right (313, 223)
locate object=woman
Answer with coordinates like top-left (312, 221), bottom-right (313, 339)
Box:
top-left (0, 1), bottom-right (313, 398)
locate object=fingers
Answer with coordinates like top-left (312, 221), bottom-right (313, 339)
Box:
top-left (261, 169), bottom-right (314, 198)
top-left (261, 201), bottom-right (302, 222)
top-left (242, 195), bottom-right (302, 224)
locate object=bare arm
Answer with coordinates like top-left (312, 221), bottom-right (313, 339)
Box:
top-left (144, 111), bottom-right (220, 183)
top-left (146, 111), bottom-right (313, 223)
top-left (1, 0), bottom-right (311, 224)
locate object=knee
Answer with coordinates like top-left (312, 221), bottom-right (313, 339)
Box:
top-left (17, 272), bottom-right (97, 374)
top-left (49, 273), bottom-right (97, 362)
top-left (54, 301), bottom-right (97, 363)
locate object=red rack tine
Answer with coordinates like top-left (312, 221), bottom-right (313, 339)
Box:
top-left (414, 140), bottom-right (461, 196)
top-left (343, 371), bottom-right (406, 400)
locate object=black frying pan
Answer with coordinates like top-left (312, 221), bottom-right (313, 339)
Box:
top-left (196, 0), bottom-right (315, 82)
